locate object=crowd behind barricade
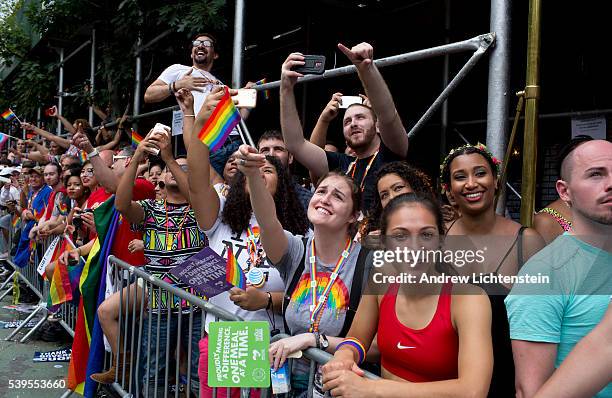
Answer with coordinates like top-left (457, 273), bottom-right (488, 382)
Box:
top-left (1, 31), bottom-right (610, 398)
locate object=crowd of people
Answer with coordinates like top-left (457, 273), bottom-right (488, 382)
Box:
top-left (1, 32), bottom-right (610, 398)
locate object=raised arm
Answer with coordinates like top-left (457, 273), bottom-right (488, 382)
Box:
top-left (310, 92), bottom-right (343, 149)
top-left (280, 53), bottom-right (329, 178)
top-left (21, 122), bottom-right (71, 149)
top-left (72, 131), bottom-right (119, 193)
top-left (55, 114), bottom-right (76, 134)
top-left (187, 86), bottom-right (225, 230)
top-left (338, 42), bottom-right (408, 157)
top-left (158, 132), bottom-right (190, 200)
top-left (236, 145), bottom-right (288, 264)
top-left (115, 139), bottom-right (151, 224)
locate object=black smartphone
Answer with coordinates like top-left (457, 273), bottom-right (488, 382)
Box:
top-left (294, 55), bottom-right (326, 75)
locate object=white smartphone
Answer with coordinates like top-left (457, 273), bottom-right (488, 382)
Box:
top-left (234, 89), bottom-right (257, 109)
top-left (146, 123), bottom-right (171, 155)
top-left (339, 95), bottom-right (363, 109)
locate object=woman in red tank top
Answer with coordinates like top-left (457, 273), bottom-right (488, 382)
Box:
top-left (322, 193), bottom-right (493, 397)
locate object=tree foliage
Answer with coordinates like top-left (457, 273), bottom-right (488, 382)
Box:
top-left (0, 0), bottom-right (227, 119)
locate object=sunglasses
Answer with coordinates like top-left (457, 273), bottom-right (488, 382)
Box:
top-left (192, 40), bottom-right (213, 48)
top-left (156, 181), bottom-right (166, 189)
top-left (113, 155), bottom-right (131, 163)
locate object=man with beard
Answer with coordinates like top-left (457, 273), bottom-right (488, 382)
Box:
top-left (506, 139), bottom-right (612, 398)
top-left (280, 42), bottom-right (408, 211)
top-left (144, 33), bottom-right (221, 112)
top-left (29, 163), bottom-right (66, 239)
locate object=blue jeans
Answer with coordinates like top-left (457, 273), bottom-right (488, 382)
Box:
top-left (209, 136), bottom-right (241, 177)
top-left (140, 310), bottom-right (202, 397)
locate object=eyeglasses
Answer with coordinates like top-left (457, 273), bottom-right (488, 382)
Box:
top-left (192, 40), bottom-right (213, 48)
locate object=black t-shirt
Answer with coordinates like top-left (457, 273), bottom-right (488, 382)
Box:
top-left (325, 140), bottom-right (406, 213)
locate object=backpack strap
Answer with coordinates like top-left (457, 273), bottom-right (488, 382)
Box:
top-left (338, 246), bottom-right (370, 337)
top-left (517, 226), bottom-right (527, 270)
top-left (282, 236), bottom-right (308, 335)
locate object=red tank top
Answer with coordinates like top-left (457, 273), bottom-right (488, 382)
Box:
top-left (377, 282), bottom-right (459, 382)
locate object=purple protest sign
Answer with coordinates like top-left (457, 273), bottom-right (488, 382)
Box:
top-left (168, 247), bottom-right (233, 299)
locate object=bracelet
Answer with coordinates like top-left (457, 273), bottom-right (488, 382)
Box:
top-left (266, 291), bottom-right (272, 310)
top-left (336, 337), bottom-right (366, 364)
top-left (87, 148), bottom-right (99, 159)
top-left (183, 114), bottom-right (195, 117)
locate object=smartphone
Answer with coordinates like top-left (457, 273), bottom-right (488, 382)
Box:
top-left (293, 55), bottom-right (326, 75)
top-left (339, 96), bottom-right (363, 109)
top-left (234, 89), bottom-right (257, 109)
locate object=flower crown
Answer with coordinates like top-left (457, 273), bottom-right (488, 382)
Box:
top-left (439, 142), bottom-right (502, 194)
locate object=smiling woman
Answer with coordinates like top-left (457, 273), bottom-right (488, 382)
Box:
top-left (439, 143), bottom-right (545, 397)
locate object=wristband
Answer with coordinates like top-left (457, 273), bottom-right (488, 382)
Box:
top-left (336, 337), bottom-right (366, 364)
top-left (87, 148), bottom-right (99, 159)
top-left (183, 114), bottom-right (195, 117)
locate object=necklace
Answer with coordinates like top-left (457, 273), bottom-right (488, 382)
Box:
top-left (346, 150), bottom-right (379, 192)
top-left (308, 237), bottom-right (354, 332)
top-left (164, 200), bottom-right (191, 251)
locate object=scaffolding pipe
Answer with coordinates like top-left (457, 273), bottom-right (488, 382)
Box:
top-left (89, 29), bottom-right (96, 126)
top-left (133, 35), bottom-right (143, 121)
top-left (232, 0), bottom-right (246, 88)
top-left (487, 0), bottom-right (512, 214)
top-left (454, 108), bottom-right (612, 125)
top-left (408, 35), bottom-right (493, 137)
top-left (61, 40), bottom-right (91, 65)
top-left (520, 0), bottom-right (542, 226)
top-left (253, 34), bottom-right (490, 91)
top-left (57, 49), bottom-right (64, 135)
top-left (440, 0), bottom-right (451, 156)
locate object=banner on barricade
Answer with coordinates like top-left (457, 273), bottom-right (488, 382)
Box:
top-left (168, 247), bottom-right (233, 299)
top-left (37, 236), bottom-right (60, 277)
top-left (33, 347), bottom-right (72, 362)
top-left (0, 320), bottom-right (38, 329)
top-left (208, 321), bottom-right (270, 388)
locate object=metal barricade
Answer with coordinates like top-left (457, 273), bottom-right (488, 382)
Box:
top-left (108, 255), bottom-right (270, 398)
top-left (1, 232), bottom-right (77, 342)
top-left (270, 334), bottom-right (380, 398)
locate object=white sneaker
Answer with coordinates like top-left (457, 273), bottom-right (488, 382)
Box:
top-left (0, 252), bottom-right (8, 260)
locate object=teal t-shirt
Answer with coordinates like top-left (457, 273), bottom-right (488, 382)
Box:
top-left (505, 233), bottom-right (612, 397)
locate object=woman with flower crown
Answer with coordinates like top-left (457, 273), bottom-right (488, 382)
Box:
top-left (439, 143), bottom-right (545, 397)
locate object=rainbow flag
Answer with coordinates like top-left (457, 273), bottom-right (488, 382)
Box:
top-left (1, 109), bottom-right (17, 121)
top-left (225, 246), bottom-right (246, 289)
top-left (255, 78), bottom-right (270, 100)
top-left (11, 215), bottom-right (20, 229)
top-left (131, 129), bottom-right (143, 149)
top-left (0, 133), bottom-right (9, 148)
top-left (48, 260), bottom-right (73, 305)
top-left (197, 87), bottom-right (241, 152)
top-left (79, 150), bottom-right (88, 164)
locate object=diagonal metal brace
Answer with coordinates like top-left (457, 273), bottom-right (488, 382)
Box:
top-left (408, 33), bottom-right (495, 137)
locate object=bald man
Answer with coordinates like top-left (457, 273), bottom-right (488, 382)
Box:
top-left (506, 139), bottom-right (612, 398)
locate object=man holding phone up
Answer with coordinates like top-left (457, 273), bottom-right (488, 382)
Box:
top-left (280, 42), bottom-right (409, 211)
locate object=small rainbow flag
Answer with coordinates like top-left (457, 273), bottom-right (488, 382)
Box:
top-left (11, 215), bottom-right (20, 229)
top-left (1, 109), bottom-right (17, 121)
top-left (197, 87), bottom-right (241, 152)
top-left (79, 150), bottom-right (88, 164)
top-left (0, 133), bottom-right (8, 148)
top-left (225, 246), bottom-right (246, 289)
top-left (255, 78), bottom-right (270, 100)
top-left (131, 129), bottom-right (143, 149)
top-left (48, 260), bottom-right (73, 305)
